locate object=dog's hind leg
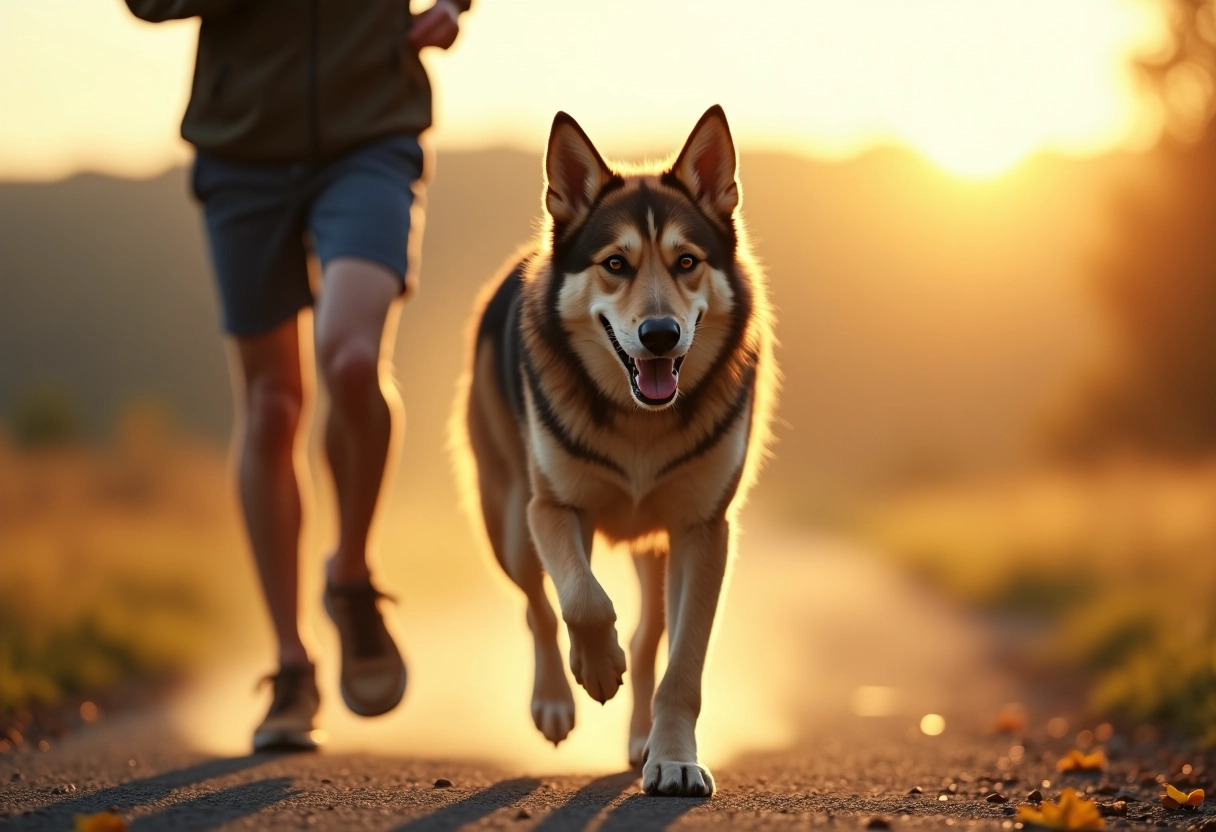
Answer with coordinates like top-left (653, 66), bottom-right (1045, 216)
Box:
top-left (628, 540), bottom-right (666, 767)
top-left (485, 480), bottom-right (576, 745)
top-left (641, 517), bottom-right (729, 797)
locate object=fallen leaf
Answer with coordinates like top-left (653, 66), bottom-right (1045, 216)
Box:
top-left (1016, 787), bottom-right (1106, 830)
top-left (1056, 749), bottom-right (1108, 773)
top-left (1161, 783), bottom-right (1204, 810)
top-left (74, 812), bottom-right (127, 832)
top-left (994, 703), bottom-right (1028, 734)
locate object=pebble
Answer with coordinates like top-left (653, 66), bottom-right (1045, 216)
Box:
top-left (320, 778), bottom-right (332, 785)
top-left (1027, 789), bottom-right (1043, 803)
top-left (1098, 800), bottom-right (1128, 817)
top-left (985, 792), bottom-right (1008, 803)
top-left (865, 817), bottom-right (891, 830)
top-left (433, 778), bottom-right (453, 788)
top-left (907, 786), bottom-right (922, 795)
top-left (10, 772), bottom-right (22, 782)
top-left (515, 808), bottom-right (532, 820)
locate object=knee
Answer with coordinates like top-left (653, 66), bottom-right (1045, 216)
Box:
top-left (245, 379), bottom-right (303, 452)
top-left (319, 340), bottom-right (381, 414)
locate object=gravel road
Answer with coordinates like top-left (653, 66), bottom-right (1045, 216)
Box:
top-left (3, 534), bottom-right (1211, 830)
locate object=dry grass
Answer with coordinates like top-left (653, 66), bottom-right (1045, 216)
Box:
top-left (0, 420), bottom-right (247, 713)
top-left (862, 459), bottom-right (1216, 743)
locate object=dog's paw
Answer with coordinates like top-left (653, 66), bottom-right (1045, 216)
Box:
top-left (567, 625), bottom-right (626, 704)
top-left (641, 759), bottom-right (715, 797)
top-left (531, 695), bottom-right (575, 745)
top-left (628, 734), bottom-right (648, 768)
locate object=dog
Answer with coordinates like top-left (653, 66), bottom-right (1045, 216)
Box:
top-left (452, 105), bottom-right (776, 797)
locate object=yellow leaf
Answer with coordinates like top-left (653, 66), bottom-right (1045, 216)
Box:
top-left (1057, 749), bottom-right (1107, 772)
top-left (1017, 788), bottom-right (1105, 830)
top-left (74, 812), bottom-right (127, 832)
top-left (1160, 783), bottom-right (1205, 810)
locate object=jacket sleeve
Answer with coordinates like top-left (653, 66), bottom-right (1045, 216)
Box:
top-left (125, 0), bottom-right (244, 22)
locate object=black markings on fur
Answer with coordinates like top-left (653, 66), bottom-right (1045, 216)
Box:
top-left (658, 361), bottom-right (756, 478)
top-left (540, 261), bottom-right (620, 427)
top-left (476, 260), bottom-right (528, 420)
top-left (674, 270), bottom-right (754, 421)
top-left (521, 352), bottom-right (627, 479)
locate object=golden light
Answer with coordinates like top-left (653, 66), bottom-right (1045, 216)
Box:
top-left (0, 0), bottom-right (1169, 182)
top-left (920, 713), bottom-right (946, 736)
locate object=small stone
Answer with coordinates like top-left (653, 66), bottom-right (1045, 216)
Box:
top-left (1098, 801), bottom-right (1127, 817)
top-left (1002, 806), bottom-right (1016, 816)
top-left (986, 792), bottom-right (1008, 803)
top-left (433, 778), bottom-right (453, 788)
top-left (515, 808), bottom-right (532, 820)
top-left (907, 786), bottom-right (923, 795)
top-left (1027, 789), bottom-right (1043, 803)
top-left (865, 817), bottom-right (891, 830)
top-left (9, 772), bottom-right (22, 782)
top-left (320, 778), bottom-right (332, 785)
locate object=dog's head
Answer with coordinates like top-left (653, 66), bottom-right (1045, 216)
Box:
top-left (543, 106), bottom-right (741, 411)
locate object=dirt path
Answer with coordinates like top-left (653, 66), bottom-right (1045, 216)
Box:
top-left (2, 532), bottom-right (1210, 829)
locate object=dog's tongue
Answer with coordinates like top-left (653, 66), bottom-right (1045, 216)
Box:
top-left (637, 358), bottom-right (678, 400)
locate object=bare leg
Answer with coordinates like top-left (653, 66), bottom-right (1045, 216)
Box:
top-left (628, 541), bottom-right (666, 767)
top-left (526, 488), bottom-right (626, 705)
top-left (232, 319), bottom-right (310, 668)
top-left (314, 257), bottom-right (403, 584)
top-left (642, 517), bottom-right (730, 797)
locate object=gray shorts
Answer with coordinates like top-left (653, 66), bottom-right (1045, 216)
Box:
top-left (191, 134), bottom-right (424, 336)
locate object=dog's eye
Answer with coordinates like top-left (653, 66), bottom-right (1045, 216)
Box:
top-left (603, 256), bottom-right (626, 273)
top-left (677, 254), bottom-right (699, 273)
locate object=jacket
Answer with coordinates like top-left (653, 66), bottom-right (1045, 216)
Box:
top-left (126, 0), bottom-right (471, 163)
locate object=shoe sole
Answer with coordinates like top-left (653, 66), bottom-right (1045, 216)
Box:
top-left (253, 729), bottom-right (322, 753)
top-left (323, 592), bottom-right (408, 718)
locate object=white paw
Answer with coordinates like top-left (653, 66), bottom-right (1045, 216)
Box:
top-left (531, 695), bottom-right (575, 745)
top-left (642, 759), bottom-right (715, 797)
top-left (567, 625), bottom-right (626, 704)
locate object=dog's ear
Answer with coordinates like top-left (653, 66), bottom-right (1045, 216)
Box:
top-left (670, 105), bottom-right (739, 221)
top-left (545, 112), bottom-right (614, 227)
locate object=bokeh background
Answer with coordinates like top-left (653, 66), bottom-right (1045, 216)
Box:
top-left (5, 0), bottom-right (1216, 768)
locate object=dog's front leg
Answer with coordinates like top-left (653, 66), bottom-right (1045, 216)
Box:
top-left (527, 496), bottom-right (626, 704)
top-left (642, 516), bottom-right (729, 797)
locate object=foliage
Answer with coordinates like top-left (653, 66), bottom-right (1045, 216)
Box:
top-left (1056, 0), bottom-right (1216, 457)
top-left (0, 435), bottom-right (242, 712)
top-left (865, 461), bottom-right (1216, 744)
top-left (1016, 788), bottom-right (1105, 830)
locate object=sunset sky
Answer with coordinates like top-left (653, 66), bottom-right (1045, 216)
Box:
top-left (1, 0), bottom-right (1166, 181)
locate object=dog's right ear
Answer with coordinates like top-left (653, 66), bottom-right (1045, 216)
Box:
top-left (545, 112), bottom-right (614, 227)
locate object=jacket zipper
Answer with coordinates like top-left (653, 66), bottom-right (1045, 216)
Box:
top-left (307, 0), bottom-right (320, 161)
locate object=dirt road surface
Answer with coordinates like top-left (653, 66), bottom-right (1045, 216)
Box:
top-left (3, 533), bottom-right (1210, 830)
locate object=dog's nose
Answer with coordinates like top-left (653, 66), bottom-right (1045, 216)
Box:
top-left (638, 318), bottom-right (681, 356)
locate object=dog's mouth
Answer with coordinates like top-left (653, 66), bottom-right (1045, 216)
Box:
top-left (600, 317), bottom-right (685, 407)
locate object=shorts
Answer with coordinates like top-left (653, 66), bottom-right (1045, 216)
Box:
top-left (190, 134), bottom-right (425, 336)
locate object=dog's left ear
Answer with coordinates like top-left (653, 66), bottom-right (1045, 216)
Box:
top-left (670, 105), bottom-right (739, 221)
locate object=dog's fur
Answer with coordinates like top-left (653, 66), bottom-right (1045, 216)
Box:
top-left (452, 106), bottom-right (776, 797)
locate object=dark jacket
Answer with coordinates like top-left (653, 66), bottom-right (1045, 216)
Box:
top-left (126, 0), bottom-right (470, 163)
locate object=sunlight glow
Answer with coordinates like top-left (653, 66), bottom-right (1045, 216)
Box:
top-left (0, 0), bottom-right (1167, 181)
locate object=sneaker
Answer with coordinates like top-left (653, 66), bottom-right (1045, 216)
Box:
top-left (323, 579), bottom-right (407, 717)
top-left (252, 663), bottom-right (322, 752)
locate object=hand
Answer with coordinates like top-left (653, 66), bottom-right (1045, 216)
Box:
top-left (409, 0), bottom-right (461, 50)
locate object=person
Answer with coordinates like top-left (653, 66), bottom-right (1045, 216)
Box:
top-left (125, 0), bottom-right (470, 750)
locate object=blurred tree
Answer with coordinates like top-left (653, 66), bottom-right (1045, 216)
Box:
top-left (10, 385), bottom-right (79, 448)
top-left (1055, 0), bottom-right (1216, 458)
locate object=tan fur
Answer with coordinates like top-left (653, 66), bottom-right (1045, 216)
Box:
top-left (450, 107), bottom-right (777, 797)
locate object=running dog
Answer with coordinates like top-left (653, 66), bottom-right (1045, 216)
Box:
top-left (452, 105), bottom-right (776, 797)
